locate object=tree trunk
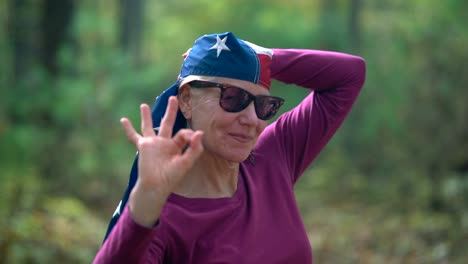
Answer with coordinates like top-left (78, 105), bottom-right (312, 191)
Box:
top-left (319, 0), bottom-right (339, 50)
top-left (41, 0), bottom-right (74, 75)
top-left (9, 0), bottom-right (39, 83)
top-left (349, 0), bottom-right (362, 51)
top-left (120, 0), bottom-right (144, 64)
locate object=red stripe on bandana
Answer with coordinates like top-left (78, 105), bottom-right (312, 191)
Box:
top-left (257, 53), bottom-right (272, 90)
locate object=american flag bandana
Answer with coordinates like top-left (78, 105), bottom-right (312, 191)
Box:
top-left (103, 32), bottom-right (273, 241)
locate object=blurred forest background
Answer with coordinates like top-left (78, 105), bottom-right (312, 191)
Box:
top-left (1, 0), bottom-right (467, 263)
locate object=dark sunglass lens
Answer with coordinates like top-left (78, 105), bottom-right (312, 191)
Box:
top-left (255, 96), bottom-right (283, 120)
top-left (220, 87), bottom-right (251, 112)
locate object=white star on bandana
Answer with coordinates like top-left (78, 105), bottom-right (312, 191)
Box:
top-left (210, 35), bottom-right (231, 57)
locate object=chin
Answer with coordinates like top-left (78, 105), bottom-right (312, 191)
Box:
top-left (204, 137), bottom-right (255, 163)
top-left (210, 146), bottom-right (252, 163)
top-left (231, 153), bottom-right (251, 163)
top-left (220, 151), bottom-right (251, 163)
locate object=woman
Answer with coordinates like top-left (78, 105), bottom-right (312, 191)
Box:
top-left (94, 32), bottom-right (366, 263)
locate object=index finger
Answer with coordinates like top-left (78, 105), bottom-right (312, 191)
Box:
top-left (158, 96), bottom-right (179, 138)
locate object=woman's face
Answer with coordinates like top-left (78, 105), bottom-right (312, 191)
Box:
top-left (179, 77), bottom-right (269, 162)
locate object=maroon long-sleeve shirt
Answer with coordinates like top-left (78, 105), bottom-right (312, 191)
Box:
top-left (94, 48), bottom-right (366, 263)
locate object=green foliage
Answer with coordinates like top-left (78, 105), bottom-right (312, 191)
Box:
top-left (1, 0), bottom-right (467, 263)
top-left (2, 195), bottom-right (105, 263)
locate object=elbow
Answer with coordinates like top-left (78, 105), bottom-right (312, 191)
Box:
top-left (352, 56), bottom-right (366, 89)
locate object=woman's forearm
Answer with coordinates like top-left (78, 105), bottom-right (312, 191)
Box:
top-left (93, 205), bottom-right (163, 264)
top-left (271, 49), bottom-right (366, 91)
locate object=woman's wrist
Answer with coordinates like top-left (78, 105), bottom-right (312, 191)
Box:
top-left (128, 183), bottom-right (169, 227)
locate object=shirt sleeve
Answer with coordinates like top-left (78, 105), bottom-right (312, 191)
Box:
top-left (93, 206), bottom-right (165, 264)
top-left (258, 48), bottom-right (366, 184)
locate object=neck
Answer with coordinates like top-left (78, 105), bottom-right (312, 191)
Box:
top-left (174, 151), bottom-right (239, 198)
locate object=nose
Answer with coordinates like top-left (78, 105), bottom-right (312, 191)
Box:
top-left (238, 101), bottom-right (258, 126)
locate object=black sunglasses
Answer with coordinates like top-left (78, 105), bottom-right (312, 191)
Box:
top-left (188, 80), bottom-right (284, 121)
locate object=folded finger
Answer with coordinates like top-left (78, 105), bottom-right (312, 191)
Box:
top-left (175, 131), bottom-right (204, 169)
top-left (172, 129), bottom-right (195, 150)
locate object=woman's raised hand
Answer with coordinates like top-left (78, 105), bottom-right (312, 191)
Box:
top-left (121, 96), bottom-right (203, 227)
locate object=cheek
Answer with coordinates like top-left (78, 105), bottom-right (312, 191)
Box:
top-left (256, 121), bottom-right (267, 136)
top-left (188, 95), bottom-right (219, 129)
top-left (192, 97), bottom-right (218, 112)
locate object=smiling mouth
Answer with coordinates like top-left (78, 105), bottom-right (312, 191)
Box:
top-left (228, 133), bottom-right (253, 143)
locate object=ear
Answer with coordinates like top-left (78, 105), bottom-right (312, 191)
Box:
top-left (178, 84), bottom-right (192, 120)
